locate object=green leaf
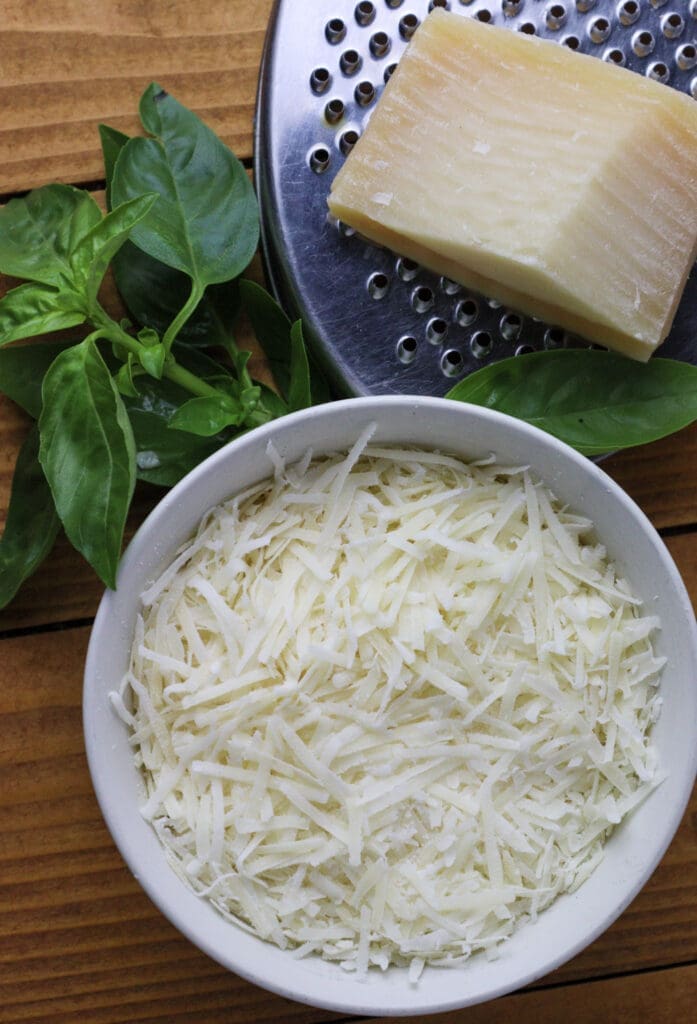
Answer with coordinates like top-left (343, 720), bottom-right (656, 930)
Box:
top-left (39, 338), bottom-right (136, 588)
top-left (70, 193), bottom-right (158, 308)
top-left (0, 185), bottom-right (101, 287)
top-left (122, 376), bottom-right (224, 486)
top-left (239, 280), bottom-right (293, 396)
top-left (114, 354), bottom-right (142, 398)
top-left (111, 83), bottom-right (259, 287)
top-left (257, 382), bottom-right (288, 420)
top-left (168, 394), bottom-right (249, 436)
top-left (288, 320), bottom-right (312, 413)
top-left (445, 350), bottom-right (697, 455)
top-left (238, 281), bottom-right (330, 404)
top-left (0, 282), bottom-right (85, 347)
top-left (139, 343), bottom-right (167, 379)
top-left (113, 240), bottom-right (241, 347)
top-left (99, 123), bottom-right (130, 208)
top-left (0, 339), bottom-right (73, 417)
top-left (0, 426), bottom-right (61, 610)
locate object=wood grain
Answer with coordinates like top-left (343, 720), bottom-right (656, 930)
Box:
top-left (2, 2), bottom-right (697, 1021)
top-left (359, 963), bottom-right (697, 1024)
top-left (0, 627), bottom-right (695, 1022)
top-left (0, 0), bottom-right (272, 194)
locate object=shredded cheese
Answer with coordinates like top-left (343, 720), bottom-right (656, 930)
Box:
top-left (116, 437), bottom-right (663, 975)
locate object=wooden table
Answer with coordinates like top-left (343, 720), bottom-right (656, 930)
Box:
top-left (1, 3), bottom-right (696, 1021)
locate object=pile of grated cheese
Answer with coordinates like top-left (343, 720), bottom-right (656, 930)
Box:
top-left (115, 430), bottom-right (663, 979)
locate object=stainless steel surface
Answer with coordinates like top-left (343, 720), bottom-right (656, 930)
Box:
top-left (255, 0), bottom-right (697, 397)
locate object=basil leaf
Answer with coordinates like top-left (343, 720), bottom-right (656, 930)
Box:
top-left (257, 383), bottom-right (288, 420)
top-left (446, 350), bottom-right (697, 454)
top-left (114, 241), bottom-right (242, 347)
top-left (288, 320), bottom-right (312, 413)
top-left (169, 394), bottom-right (249, 436)
top-left (39, 338), bottom-right (136, 588)
top-left (100, 121), bottom-right (241, 349)
top-left (70, 194), bottom-right (158, 308)
top-left (139, 343), bottom-right (167, 379)
top-left (122, 377), bottom-right (223, 486)
top-left (238, 281), bottom-right (330, 404)
top-left (111, 83), bottom-right (259, 287)
top-left (239, 279), bottom-right (293, 396)
top-left (99, 123), bottom-right (130, 207)
top-left (0, 339), bottom-right (73, 417)
top-left (0, 185), bottom-right (101, 287)
top-left (0, 282), bottom-right (85, 347)
top-left (0, 426), bottom-right (61, 610)
top-left (115, 354), bottom-right (143, 398)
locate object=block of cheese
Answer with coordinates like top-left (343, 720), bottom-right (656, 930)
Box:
top-left (328, 10), bottom-right (697, 360)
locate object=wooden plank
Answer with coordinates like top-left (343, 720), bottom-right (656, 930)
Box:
top-left (0, 0), bottom-right (272, 194)
top-left (0, 626), bottom-right (695, 1023)
top-left (357, 963), bottom-right (697, 1024)
top-left (604, 424), bottom-right (697, 531)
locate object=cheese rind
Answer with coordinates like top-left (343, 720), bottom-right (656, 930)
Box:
top-left (328, 11), bottom-right (697, 359)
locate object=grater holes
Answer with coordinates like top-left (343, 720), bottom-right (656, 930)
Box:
top-left (368, 272), bottom-right (390, 298)
top-left (456, 297), bottom-right (479, 326)
top-left (441, 349), bottom-right (464, 376)
top-left (691, 74), bottom-right (697, 98)
top-left (519, 21), bottom-right (537, 33)
top-left (500, 312), bottom-right (522, 341)
top-left (691, 0), bottom-right (697, 18)
top-left (337, 219), bottom-right (356, 238)
top-left (562, 34), bottom-right (581, 47)
top-left (502, 0), bottom-right (523, 16)
top-left (470, 331), bottom-right (494, 358)
top-left (370, 31), bottom-right (392, 57)
top-left (340, 129), bottom-right (360, 154)
top-left (661, 12), bottom-right (684, 38)
top-left (617, 0), bottom-right (640, 25)
top-left (355, 1), bottom-right (376, 25)
top-left (475, 10), bottom-right (493, 22)
top-left (310, 67), bottom-right (332, 94)
top-left (397, 336), bottom-right (418, 362)
top-left (649, 0), bottom-right (668, 6)
top-left (309, 146), bottom-right (331, 173)
top-left (544, 327), bottom-right (566, 348)
top-left (632, 29), bottom-right (655, 54)
top-left (385, 0), bottom-right (404, 7)
top-left (677, 43), bottom-right (697, 70)
top-left (355, 80), bottom-right (376, 105)
top-left (515, 344), bottom-right (536, 356)
top-left (440, 276), bottom-right (461, 295)
top-left (576, 0), bottom-right (597, 11)
top-left (546, 4), bottom-right (568, 29)
top-left (325, 18), bottom-right (347, 44)
top-left (427, 317), bottom-right (449, 344)
top-left (399, 13), bottom-right (420, 39)
top-left (384, 62), bottom-right (398, 82)
top-left (588, 17), bottom-right (612, 43)
top-left (325, 98), bottom-right (345, 123)
top-left (647, 60), bottom-right (670, 81)
top-left (429, 0), bottom-right (451, 9)
top-left (397, 256), bottom-right (420, 280)
top-left (412, 285), bottom-right (435, 312)
top-left (604, 46), bottom-right (626, 63)
top-left (340, 49), bottom-right (363, 75)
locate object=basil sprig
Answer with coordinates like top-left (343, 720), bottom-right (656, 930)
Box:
top-left (0, 83), bottom-right (317, 604)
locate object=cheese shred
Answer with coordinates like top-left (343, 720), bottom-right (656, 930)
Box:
top-left (117, 440), bottom-right (663, 975)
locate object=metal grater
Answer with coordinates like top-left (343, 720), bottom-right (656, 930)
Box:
top-left (255, 0), bottom-right (697, 397)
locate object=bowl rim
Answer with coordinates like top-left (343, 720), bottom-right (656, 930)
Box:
top-left (84, 395), bottom-right (697, 1016)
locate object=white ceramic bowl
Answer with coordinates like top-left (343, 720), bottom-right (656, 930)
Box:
top-left (84, 396), bottom-right (697, 1017)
